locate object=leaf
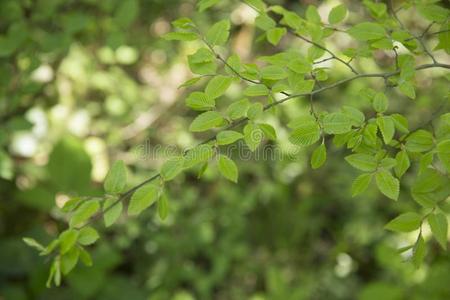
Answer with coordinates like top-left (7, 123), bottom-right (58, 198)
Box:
top-left (328, 4), bottom-right (347, 24)
top-left (267, 27), bottom-right (286, 45)
top-left (306, 5), bottom-right (321, 23)
top-left (79, 247), bottom-right (93, 266)
top-left (260, 65), bottom-right (287, 80)
top-left (351, 173), bottom-right (373, 197)
top-left (391, 113), bottom-right (409, 133)
top-left (311, 142), bottom-right (326, 169)
top-left (197, 0), bottom-right (220, 12)
top-left (59, 229), bottom-right (79, 254)
top-left (218, 154), bottom-right (238, 183)
top-left (78, 227), bottom-right (99, 246)
top-left (385, 212), bottom-right (422, 232)
top-left (323, 112), bottom-right (352, 134)
top-left (244, 123), bottom-right (263, 151)
top-left (188, 48), bottom-right (217, 75)
top-left (417, 4), bottom-right (449, 23)
top-left (345, 153), bottom-right (378, 172)
top-left (373, 92), bottom-right (388, 113)
top-left (342, 106), bottom-right (365, 127)
top-left (259, 123), bottom-right (277, 140)
top-left (178, 77), bottom-right (202, 89)
top-left (289, 116), bottom-right (321, 146)
top-left (186, 92), bottom-right (215, 111)
top-left (70, 201), bottom-right (100, 228)
top-left (405, 130), bottom-right (434, 152)
top-left (205, 75), bottom-right (233, 99)
top-left (104, 160), bottom-right (127, 194)
top-left (380, 158), bottom-right (397, 169)
top-left (437, 140), bottom-right (450, 172)
top-left (217, 130), bottom-right (243, 145)
top-left (394, 150), bottom-right (410, 178)
top-left (163, 31), bottom-right (198, 41)
top-left (398, 81), bottom-right (415, 99)
top-left (255, 14), bottom-right (276, 30)
top-left (428, 213), bottom-right (448, 250)
top-left (375, 169), bottom-right (400, 200)
top-left (226, 99), bottom-right (250, 120)
top-left (376, 116), bottom-right (395, 144)
top-left (412, 235), bottom-right (426, 268)
top-left (247, 102), bottom-right (264, 120)
top-left (287, 58), bottom-right (312, 74)
top-left (161, 157), bottom-right (185, 181)
top-left (244, 0), bottom-right (266, 12)
top-left (23, 237), bottom-right (45, 252)
top-left (347, 22), bottom-right (386, 41)
top-left (189, 111), bottom-right (225, 132)
top-left (61, 197), bottom-right (83, 213)
top-left (244, 84), bottom-right (269, 97)
top-left (103, 198), bottom-right (123, 227)
top-left (61, 247), bottom-right (79, 275)
top-left (206, 20), bottom-right (230, 46)
top-left (128, 184), bottom-right (160, 216)
top-left (184, 144), bottom-right (214, 168)
top-left (158, 194), bottom-right (169, 220)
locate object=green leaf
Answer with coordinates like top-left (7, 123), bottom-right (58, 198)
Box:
top-left (287, 58), bottom-right (312, 74)
top-left (259, 123), bottom-right (277, 140)
top-left (306, 5), bottom-right (321, 23)
top-left (255, 14), bottom-right (276, 30)
top-left (437, 140), bottom-right (450, 172)
top-left (70, 201), bottom-right (100, 228)
top-left (380, 157), bottom-right (397, 169)
top-left (179, 77), bottom-right (202, 89)
top-left (342, 106), bottom-right (365, 127)
top-left (377, 116), bottom-right (395, 144)
top-left (161, 157), bottom-right (185, 181)
top-left (323, 112), bottom-right (352, 134)
top-left (247, 103), bottom-right (264, 120)
top-left (244, 84), bottom-right (269, 97)
top-left (391, 113), bottom-right (409, 133)
top-left (394, 150), bottom-right (410, 178)
top-left (345, 153), bottom-right (378, 172)
top-left (244, 123), bottom-right (263, 151)
top-left (351, 173), bottom-right (373, 197)
top-left (188, 48), bottom-right (217, 75)
top-left (206, 20), bottom-right (230, 46)
top-left (128, 184), bottom-right (160, 216)
top-left (267, 27), bottom-right (286, 45)
top-left (61, 247), bottom-right (79, 275)
top-left (412, 235), bottom-right (426, 268)
top-left (428, 213), bottom-right (448, 250)
top-left (288, 116), bottom-right (320, 146)
top-left (328, 4), bottom-right (347, 24)
top-left (405, 130), bottom-right (434, 152)
top-left (244, 0), bottom-right (266, 12)
top-left (77, 227), bottom-right (99, 246)
top-left (385, 212), bottom-right (422, 232)
top-left (311, 142), bottom-right (326, 169)
top-left (375, 169), bottom-right (400, 200)
top-left (103, 198), bottom-right (123, 227)
top-left (104, 160), bottom-right (127, 194)
top-left (398, 81), bottom-right (415, 99)
top-left (417, 4), bottom-right (449, 23)
top-left (61, 197), bottom-right (83, 213)
top-left (226, 99), bottom-right (250, 120)
top-left (217, 130), bottom-right (244, 145)
top-left (59, 229), bottom-right (79, 254)
top-left (189, 111), bottom-right (225, 132)
top-left (79, 247), bottom-right (93, 266)
top-left (158, 194), bottom-right (169, 220)
top-left (218, 154), bottom-right (238, 183)
top-left (205, 75), bottom-right (233, 99)
top-left (347, 22), bottom-right (386, 41)
top-left (186, 92), bottom-right (215, 111)
top-left (172, 18), bottom-right (195, 30)
top-left (373, 92), bottom-right (388, 113)
top-left (184, 144), bottom-right (215, 168)
top-left (260, 65), bottom-right (287, 80)
top-left (23, 237), bottom-right (45, 252)
top-left (197, 0), bottom-right (220, 12)
top-left (163, 31), bottom-right (198, 41)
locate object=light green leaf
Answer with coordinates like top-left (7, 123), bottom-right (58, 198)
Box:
top-left (289, 116), bottom-right (320, 146)
top-left (244, 0), bottom-right (266, 12)
top-left (247, 102), bottom-right (264, 120)
top-left (217, 130), bottom-right (244, 145)
top-left (244, 123), bottom-right (263, 151)
top-left (244, 84), bottom-right (269, 97)
top-left (345, 153), bottom-right (378, 172)
top-left (405, 130), bottom-right (434, 152)
top-left (186, 91), bottom-right (215, 111)
top-left (351, 173), bottom-right (373, 197)
top-left (373, 92), bottom-right (388, 113)
top-left (78, 227), bottom-right (99, 246)
top-left (311, 142), bottom-right (326, 169)
top-left (206, 20), bottom-right (230, 46)
top-left (395, 150), bottom-right (410, 178)
top-left (158, 194), bottom-right (169, 220)
top-left (59, 229), bottom-right (79, 254)
top-left (61, 247), bottom-right (79, 275)
top-left (347, 22), bottom-right (386, 41)
top-left (205, 75), bottom-right (233, 99)
top-left (428, 213), bottom-right (448, 250)
top-left (189, 111), bottom-right (225, 132)
top-left (267, 27), bottom-right (286, 45)
top-left (23, 237), bottom-right (45, 252)
top-left (391, 113), bottom-right (409, 133)
top-left (79, 247), bottom-right (93, 266)
top-left (342, 106), bottom-right (365, 127)
top-left (398, 81), bottom-right (415, 99)
top-left (104, 160), bottom-right (127, 194)
top-left (380, 157), bottom-right (397, 169)
top-left (103, 198), bottom-right (123, 227)
top-left (306, 5), bottom-right (321, 23)
top-left (323, 112), bottom-right (352, 134)
top-left (70, 201), bottom-right (100, 228)
top-left (184, 144), bottom-right (215, 168)
top-left (328, 4), bottom-right (347, 24)
top-left (259, 123), bottom-right (277, 140)
top-left (178, 77), bottom-right (202, 89)
top-left (417, 4), bottom-right (449, 23)
top-left (161, 157), bottom-right (185, 181)
top-left (255, 14), bottom-right (276, 30)
top-left (437, 140), bottom-right (450, 172)
top-left (377, 116), bottom-right (395, 144)
top-left (375, 169), bottom-right (400, 200)
top-left (226, 99), bottom-right (250, 120)
top-left (218, 154), bottom-right (238, 183)
top-left (385, 212), bottom-right (422, 232)
top-left (412, 235), bottom-right (426, 268)
top-left (188, 48), bottom-right (217, 75)
top-left (163, 31), bottom-right (198, 41)
top-left (198, 0), bottom-right (220, 12)
top-left (260, 65), bottom-right (287, 80)
top-left (128, 184), bottom-right (160, 216)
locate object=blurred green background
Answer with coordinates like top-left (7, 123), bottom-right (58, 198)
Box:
top-left (0, 0), bottom-right (449, 299)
